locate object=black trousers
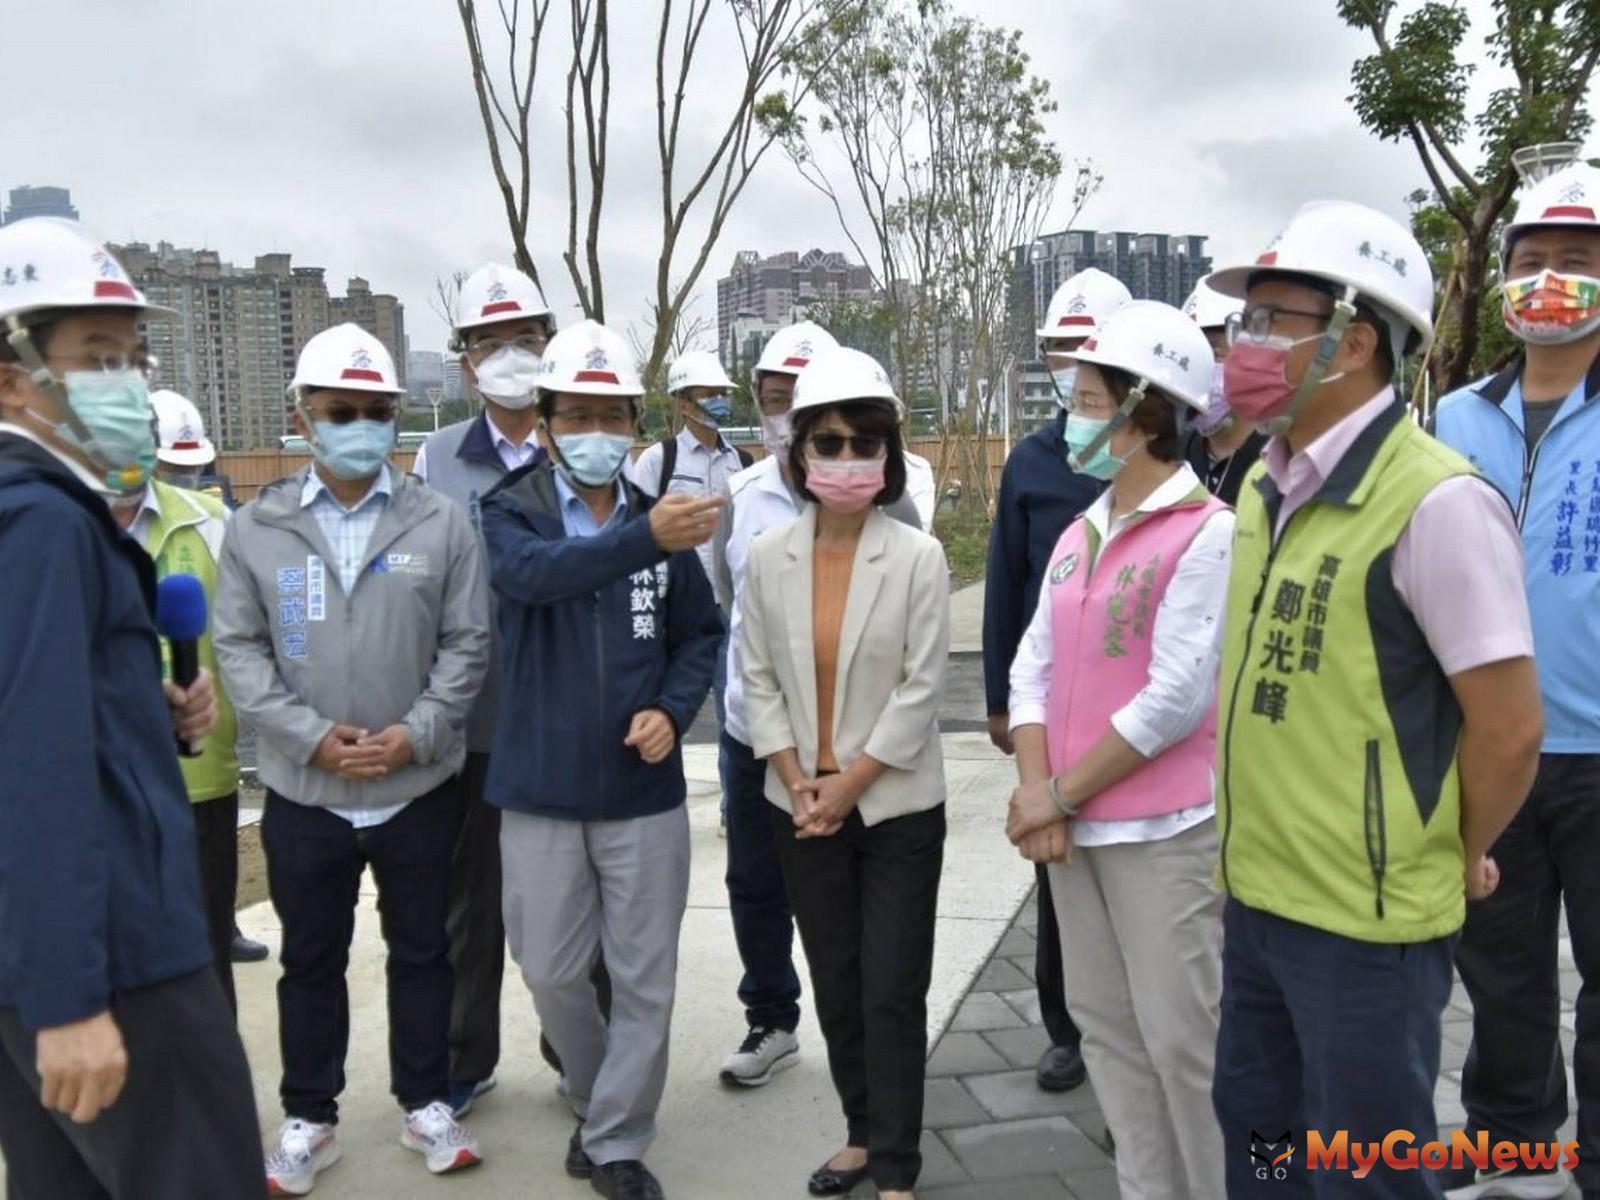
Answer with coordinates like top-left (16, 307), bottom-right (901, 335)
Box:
top-left (191, 792), bottom-right (239, 1014)
top-left (1034, 863), bottom-right (1081, 1052)
top-left (773, 802), bottom-right (945, 1192)
top-left (447, 753), bottom-right (504, 1087)
top-left (1456, 753), bottom-right (1600, 1191)
top-left (0, 968), bottom-right (264, 1200)
top-left (263, 780), bottom-right (465, 1123)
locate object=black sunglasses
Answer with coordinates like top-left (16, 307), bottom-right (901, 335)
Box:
top-left (318, 401), bottom-right (396, 425)
top-left (808, 432), bottom-right (885, 459)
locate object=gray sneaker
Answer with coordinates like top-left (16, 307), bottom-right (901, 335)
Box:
top-left (718, 1026), bottom-right (799, 1087)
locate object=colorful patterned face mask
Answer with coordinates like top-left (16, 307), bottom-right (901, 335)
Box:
top-left (1502, 269), bottom-right (1600, 345)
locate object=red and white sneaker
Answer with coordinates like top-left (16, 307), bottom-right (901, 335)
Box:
top-left (400, 1100), bottom-right (483, 1175)
top-left (265, 1118), bottom-right (339, 1196)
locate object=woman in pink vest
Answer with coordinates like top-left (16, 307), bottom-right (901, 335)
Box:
top-left (1005, 300), bottom-right (1231, 1199)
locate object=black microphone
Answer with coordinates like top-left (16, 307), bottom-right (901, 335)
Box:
top-left (155, 573), bottom-right (209, 759)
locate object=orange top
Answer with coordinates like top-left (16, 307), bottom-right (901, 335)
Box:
top-left (812, 542), bottom-right (856, 773)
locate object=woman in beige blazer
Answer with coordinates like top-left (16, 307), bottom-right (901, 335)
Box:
top-left (739, 347), bottom-right (950, 1200)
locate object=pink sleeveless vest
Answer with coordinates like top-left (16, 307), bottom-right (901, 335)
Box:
top-left (1045, 492), bottom-right (1227, 822)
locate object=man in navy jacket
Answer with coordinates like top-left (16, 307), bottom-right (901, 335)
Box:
top-left (0, 217), bottom-right (263, 1197)
top-left (982, 268), bottom-right (1122, 1095)
top-left (481, 320), bottom-right (722, 1200)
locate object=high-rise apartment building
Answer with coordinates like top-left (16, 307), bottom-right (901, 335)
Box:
top-left (716, 248), bottom-right (877, 363)
top-left (113, 242), bottom-right (406, 451)
top-left (1007, 228), bottom-right (1212, 431)
top-left (2, 185), bottom-right (78, 225)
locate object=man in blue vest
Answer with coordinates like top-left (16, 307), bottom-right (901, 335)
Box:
top-left (1434, 159), bottom-right (1600, 1200)
top-left (982, 267), bottom-right (1127, 1093)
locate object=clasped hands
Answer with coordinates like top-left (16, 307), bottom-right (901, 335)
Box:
top-left (1006, 776), bottom-right (1075, 865)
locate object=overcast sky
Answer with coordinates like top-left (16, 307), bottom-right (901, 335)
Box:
top-left (7, 0), bottom-right (1583, 354)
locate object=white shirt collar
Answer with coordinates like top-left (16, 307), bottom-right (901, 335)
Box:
top-left (484, 411), bottom-right (539, 457)
top-left (1084, 461), bottom-right (1204, 541)
top-left (0, 420), bottom-right (115, 498)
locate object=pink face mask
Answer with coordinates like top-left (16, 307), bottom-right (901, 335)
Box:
top-left (805, 456), bottom-right (885, 514)
top-left (1221, 332), bottom-right (1339, 427)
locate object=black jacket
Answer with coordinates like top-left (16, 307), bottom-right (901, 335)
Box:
top-left (981, 413), bottom-right (1103, 715)
top-left (1182, 428), bottom-right (1268, 507)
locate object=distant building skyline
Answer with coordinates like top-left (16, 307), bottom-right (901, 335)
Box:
top-left (716, 247), bottom-right (877, 365)
top-left (114, 240), bottom-right (406, 451)
top-left (2, 185), bottom-right (77, 225)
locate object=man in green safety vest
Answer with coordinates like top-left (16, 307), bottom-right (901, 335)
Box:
top-left (1203, 200), bottom-right (1546, 1198)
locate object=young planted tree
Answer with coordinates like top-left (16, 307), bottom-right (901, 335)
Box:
top-left (786, 0), bottom-right (1082, 509)
top-left (1340, 0), bottom-right (1600, 393)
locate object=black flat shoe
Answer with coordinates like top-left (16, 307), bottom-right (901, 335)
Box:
top-left (566, 1126), bottom-right (594, 1179)
top-left (591, 1160), bottom-right (664, 1200)
top-left (807, 1160), bottom-right (870, 1197)
top-left (1035, 1043), bottom-right (1087, 1092)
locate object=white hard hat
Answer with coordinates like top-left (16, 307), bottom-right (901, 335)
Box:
top-left (790, 345), bottom-right (898, 414)
top-left (289, 323), bottom-right (403, 395)
top-left (753, 320), bottom-right (839, 380)
top-left (452, 262), bottom-right (553, 348)
top-left (667, 349), bottom-right (735, 395)
top-left (1501, 162), bottom-right (1600, 267)
top-left (1071, 299), bottom-right (1216, 412)
top-left (151, 389), bottom-right (216, 466)
top-left (536, 319), bottom-right (643, 400)
top-left (0, 217), bottom-right (176, 325)
top-left (1206, 200), bottom-right (1435, 355)
top-left (1182, 278), bottom-right (1239, 332)
top-left (1036, 267), bottom-right (1131, 342)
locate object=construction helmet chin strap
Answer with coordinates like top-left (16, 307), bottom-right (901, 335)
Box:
top-left (3, 314), bottom-right (110, 464)
top-left (1067, 376), bottom-right (1149, 473)
top-left (1263, 285), bottom-right (1358, 438)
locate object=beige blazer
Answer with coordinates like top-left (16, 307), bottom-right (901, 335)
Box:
top-left (739, 505), bottom-right (950, 826)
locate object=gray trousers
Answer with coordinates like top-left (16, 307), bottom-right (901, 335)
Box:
top-left (501, 805), bottom-right (690, 1164)
top-left (1048, 818), bottom-right (1226, 1200)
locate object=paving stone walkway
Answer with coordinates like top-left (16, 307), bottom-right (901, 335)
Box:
top-left (916, 887), bottom-right (1583, 1199)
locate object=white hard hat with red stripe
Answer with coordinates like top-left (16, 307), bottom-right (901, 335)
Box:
top-left (536, 319), bottom-right (644, 400)
top-left (1036, 267), bottom-right (1131, 342)
top-left (753, 320), bottom-right (838, 381)
top-left (0, 217), bottom-right (175, 325)
top-left (151, 389), bottom-right (217, 466)
top-left (667, 349), bottom-right (735, 394)
top-left (1072, 300), bottom-right (1216, 412)
top-left (790, 345), bottom-right (898, 413)
top-left (1181, 278), bottom-right (1240, 332)
top-left (1206, 199), bottom-right (1435, 356)
top-left (452, 262), bottom-right (554, 348)
top-left (289, 323), bottom-right (402, 395)
top-left (1501, 162), bottom-right (1600, 266)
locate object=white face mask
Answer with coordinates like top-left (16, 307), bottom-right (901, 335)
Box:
top-left (760, 411), bottom-right (791, 458)
top-left (1049, 364), bottom-right (1078, 408)
top-left (473, 345), bottom-right (543, 409)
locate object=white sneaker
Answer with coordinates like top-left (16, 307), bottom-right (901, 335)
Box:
top-left (719, 1026), bottom-right (800, 1087)
top-left (265, 1119), bottom-right (340, 1197)
top-left (1445, 1167), bottom-right (1571, 1199)
top-left (401, 1100), bottom-right (483, 1175)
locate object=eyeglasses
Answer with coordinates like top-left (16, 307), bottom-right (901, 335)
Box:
top-left (550, 408), bottom-right (634, 433)
top-left (808, 432), bottom-right (885, 459)
top-left (1226, 304), bottom-right (1333, 347)
top-left (471, 333), bottom-right (550, 359)
top-left (48, 353), bottom-right (153, 377)
top-left (315, 401), bottom-right (397, 425)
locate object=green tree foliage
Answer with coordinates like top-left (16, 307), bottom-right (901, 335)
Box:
top-left (1340, 0), bottom-right (1600, 393)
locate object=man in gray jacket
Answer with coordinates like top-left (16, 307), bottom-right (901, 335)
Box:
top-left (215, 324), bottom-right (490, 1195)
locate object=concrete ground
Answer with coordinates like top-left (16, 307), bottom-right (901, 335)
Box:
top-left (226, 731), bottom-right (1029, 1199)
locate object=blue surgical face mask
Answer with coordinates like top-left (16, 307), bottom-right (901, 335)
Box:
top-left (1063, 412), bottom-right (1127, 481)
top-left (312, 419), bottom-right (394, 481)
top-left (54, 369), bottom-right (159, 492)
top-left (1049, 365), bottom-right (1078, 408)
top-left (554, 431), bottom-right (634, 488)
top-left (692, 394), bottom-right (734, 427)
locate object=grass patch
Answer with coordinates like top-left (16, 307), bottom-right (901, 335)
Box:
top-left (934, 506), bottom-right (991, 588)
